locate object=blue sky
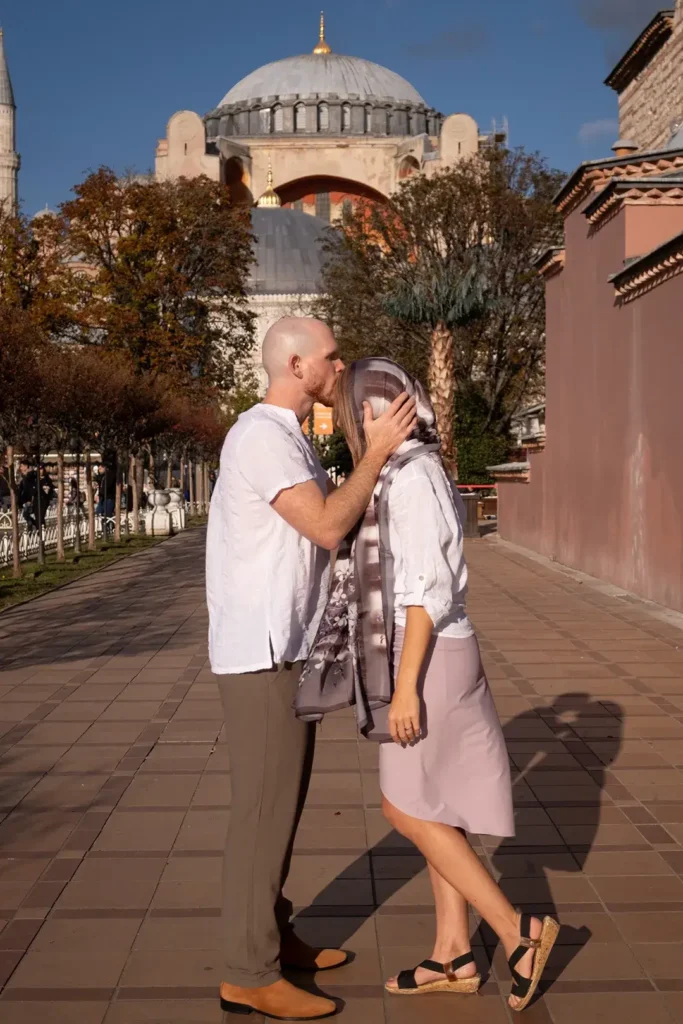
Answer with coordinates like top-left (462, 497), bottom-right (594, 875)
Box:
top-left (3, 0), bottom-right (664, 216)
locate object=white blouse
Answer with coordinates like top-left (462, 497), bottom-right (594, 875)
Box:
top-left (387, 453), bottom-right (474, 638)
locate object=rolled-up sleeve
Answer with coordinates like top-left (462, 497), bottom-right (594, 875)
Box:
top-left (389, 470), bottom-right (457, 629)
top-left (235, 422), bottom-right (314, 504)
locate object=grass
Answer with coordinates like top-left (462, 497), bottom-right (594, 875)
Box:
top-left (0, 532), bottom-right (166, 613)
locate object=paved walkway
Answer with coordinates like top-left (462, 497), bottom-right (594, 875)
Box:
top-left (1, 530), bottom-right (683, 1024)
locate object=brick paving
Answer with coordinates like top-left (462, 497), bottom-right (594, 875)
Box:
top-left (1, 529), bottom-right (683, 1023)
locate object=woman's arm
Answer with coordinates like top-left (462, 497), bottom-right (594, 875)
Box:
top-left (388, 605), bottom-right (433, 745)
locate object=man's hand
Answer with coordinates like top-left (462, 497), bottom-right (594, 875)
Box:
top-left (363, 393), bottom-right (417, 463)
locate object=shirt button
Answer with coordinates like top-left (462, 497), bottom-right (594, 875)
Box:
top-left (418, 575), bottom-right (425, 581)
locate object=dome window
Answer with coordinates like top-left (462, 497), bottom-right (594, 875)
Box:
top-left (259, 107), bottom-right (272, 134)
top-left (318, 102), bottom-right (329, 131)
top-left (364, 105), bottom-right (373, 134)
top-left (273, 105), bottom-right (283, 132)
top-left (342, 103), bottom-right (351, 132)
top-left (295, 103), bottom-right (306, 132)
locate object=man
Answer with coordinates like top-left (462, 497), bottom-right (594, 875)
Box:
top-left (18, 460), bottom-right (38, 531)
top-left (206, 317), bottom-right (416, 1021)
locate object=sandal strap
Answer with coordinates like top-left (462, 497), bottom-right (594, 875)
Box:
top-left (396, 967), bottom-right (419, 990)
top-left (396, 953), bottom-right (476, 990)
top-left (508, 914), bottom-right (542, 998)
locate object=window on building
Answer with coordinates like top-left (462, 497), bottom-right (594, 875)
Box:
top-left (295, 103), bottom-right (306, 132)
top-left (341, 198), bottom-right (353, 221)
top-left (364, 105), bottom-right (373, 133)
top-left (259, 108), bottom-right (272, 134)
top-left (318, 103), bottom-right (329, 131)
top-left (315, 192), bottom-right (331, 222)
top-left (273, 105), bottom-right (284, 132)
top-left (293, 199), bottom-right (304, 211)
top-left (342, 103), bottom-right (351, 131)
top-left (386, 110), bottom-right (393, 135)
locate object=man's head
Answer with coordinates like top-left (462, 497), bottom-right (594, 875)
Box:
top-left (261, 317), bottom-right (344, 407)
top-left (19, 460), bottom-right (31, 473)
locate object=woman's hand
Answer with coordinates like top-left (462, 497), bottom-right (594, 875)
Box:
top-left (388, 689), bottom-right (422, 745)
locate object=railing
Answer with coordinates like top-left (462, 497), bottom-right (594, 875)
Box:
top-left (0, 497), bottom-right (209, 568)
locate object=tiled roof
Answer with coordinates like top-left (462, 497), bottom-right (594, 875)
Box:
top-left (605, 10), bottom-right (675, 92)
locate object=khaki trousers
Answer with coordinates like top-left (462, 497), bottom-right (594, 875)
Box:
top-left (217, 662), bottom-right (315, 988)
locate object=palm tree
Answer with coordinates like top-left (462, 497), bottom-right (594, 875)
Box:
top-left (383, 260), bottom-right (489, 474)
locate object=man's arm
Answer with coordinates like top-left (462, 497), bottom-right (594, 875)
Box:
top-left (272, 393), bottom-right (417, 550)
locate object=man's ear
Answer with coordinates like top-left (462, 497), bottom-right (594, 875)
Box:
top-left (289, 353), bottom-right (303, 380)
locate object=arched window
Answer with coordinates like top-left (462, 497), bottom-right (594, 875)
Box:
top-left (342, 103), bottom-right (351, 131)
top-left (273, 105), bottom-right (283, 132)
top-left (295, 103), bottom-right (306, 132)
top-left (315, 192), bottom-right (331, 223)
top-left (386, 110), bottom-right (393, 135)
top-left (364, 105), bottom-right (373, 134)
top-left (341, 198), bottom-right (353, 221)
top-left (318, 102), bottom-right (329, 131)
top-left (259, 107), bottom-right (272, 134)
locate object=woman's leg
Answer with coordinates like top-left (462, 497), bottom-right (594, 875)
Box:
top-left (386, 862), bottom-right (478, 989)
top-left (383, 797), bottom-right (543, 1009)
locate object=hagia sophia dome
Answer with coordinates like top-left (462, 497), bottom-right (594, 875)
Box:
top-left (219, 53), bottom-right (426, 109)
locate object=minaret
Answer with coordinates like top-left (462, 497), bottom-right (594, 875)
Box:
top-left (0, 29), bottom-right (19, 213)
top-left (312, 11), bottom-right (332, 54)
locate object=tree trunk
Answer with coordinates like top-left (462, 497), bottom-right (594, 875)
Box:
top-left (179, 452), bottom-right (186, 504)
top-left (35, 439), bottom-right (45, 566)
top-left (166, 458), bottom-right (172, 488)
top-left (74, 448), bottom-right (81, 555)
top-left (148, 448), bottom-right (155, 490)
top-left (196, 461), bottom-right (204, 514)
top-left (428, 320), bottom-right (457, 478)
top-left (85, 453), bottom-right (96, 551)
top-left (114, 462), bottom-right (122, 543)
top-left (204, 463), bottom-right (210, 507)
top-left (56, 451), bottom-right (65, 562)
top-left (7, 446), bottom-right (22, 579)
top-left (188, 458), bottom-right (195, 513)
top-left (130, 454), bottom-right (139, 534)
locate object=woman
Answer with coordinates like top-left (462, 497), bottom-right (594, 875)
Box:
top-left (302, 358), bottom-right (558, 1013)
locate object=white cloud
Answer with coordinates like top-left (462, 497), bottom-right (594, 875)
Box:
top-left (578, 118), bottom-right (619, 144)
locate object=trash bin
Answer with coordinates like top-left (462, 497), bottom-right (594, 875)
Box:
top-left (460, 493), bottom-right (479, 539)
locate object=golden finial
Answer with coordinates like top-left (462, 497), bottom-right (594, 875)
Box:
top-left (257, 162), bottom-right (281, 208)
top-left (313, 11), bottom-right (332, 54)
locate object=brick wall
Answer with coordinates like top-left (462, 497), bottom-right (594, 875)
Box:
top-left (619, 2), bottom-right (683, 151)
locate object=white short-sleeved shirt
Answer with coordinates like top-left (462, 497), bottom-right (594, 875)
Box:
top-left (388, 453), bottom-right (473, 638)
top-left (206, 403), bottom-right (330, 674)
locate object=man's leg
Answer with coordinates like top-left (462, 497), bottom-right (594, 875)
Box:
top-left (218, 662), bottom-right (311, 988)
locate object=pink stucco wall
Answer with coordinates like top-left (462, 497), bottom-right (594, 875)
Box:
top-left (498, 199), bottom-right (683, 611)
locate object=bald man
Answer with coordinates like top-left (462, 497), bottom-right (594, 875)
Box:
top-left (206, 317), bottom-right (416, 1020)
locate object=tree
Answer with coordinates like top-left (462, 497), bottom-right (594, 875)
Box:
top-left (0, 307), bottom-right (46, 577)
top-left (59, 169), bottom-right (256, 388)
top-left (316, 147), bottom-right (564, 474)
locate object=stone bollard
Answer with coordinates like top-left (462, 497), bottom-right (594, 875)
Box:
top-left (144, 489), bottom-right (173, 537)
top-left (460, 493), bottom-right (480, 539)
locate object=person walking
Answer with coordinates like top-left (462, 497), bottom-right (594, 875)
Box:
top-left (206, 319), bottom-right (416, 1021)
top-left (18, 460), bottom-right (38, 531)
top-left (299, 358), bottom-right (559, 1013)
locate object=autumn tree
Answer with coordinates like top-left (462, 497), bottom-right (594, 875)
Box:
top-left (317, 146), bottom-right (564, 475)
top-left (0, 307), bottom-right (46, 577)
top-left (59, 169), bottom-right (256, 388)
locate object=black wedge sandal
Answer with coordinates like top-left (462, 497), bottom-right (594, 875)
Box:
top-left (385, 952), bottom-right (481, 996)
top-left (508, 913), bottom-right (560, 1012)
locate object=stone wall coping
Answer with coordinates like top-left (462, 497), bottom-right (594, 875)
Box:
top-left (610, 227), bottom-right (683, 301)
top-left (555, 149), bottom-right (683, 216)
top-left (605, 10), bottom-right (675, 93)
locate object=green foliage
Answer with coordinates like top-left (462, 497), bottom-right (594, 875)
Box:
top-left (455, 386), bottom-right (510, 483)
top-left (310, 428), bottom-right (353, 477)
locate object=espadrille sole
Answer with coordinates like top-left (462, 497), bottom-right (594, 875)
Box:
top-left (386, 974), bottom-right (481, 996)
top-left (510, 916), bottom-right (560, 1012)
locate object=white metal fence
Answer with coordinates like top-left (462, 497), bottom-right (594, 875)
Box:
top-left (0, 498), bottom-right (208, 568)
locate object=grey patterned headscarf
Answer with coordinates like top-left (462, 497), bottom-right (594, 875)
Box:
top-left (295, 358), bottom-right (441, 742)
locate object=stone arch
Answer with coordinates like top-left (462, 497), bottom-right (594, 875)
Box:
top-left (277, 174), bottom-right (387, 213)
top-left (223, 157), bottom-right (252, 205)
top-left (399, 155), bottom-right (420, 179)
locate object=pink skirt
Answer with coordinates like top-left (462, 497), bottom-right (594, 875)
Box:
top-left (380, 629), bottom-right (514, 837)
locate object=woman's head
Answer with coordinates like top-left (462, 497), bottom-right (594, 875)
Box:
top-left (334, 358), bottom-right (439, 464)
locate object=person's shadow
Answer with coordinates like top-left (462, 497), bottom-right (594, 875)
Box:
top-left (286, 691), bottom-right (623, 1010)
